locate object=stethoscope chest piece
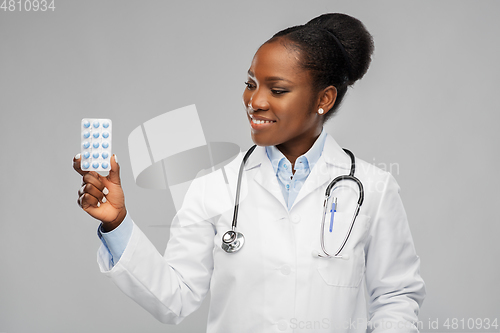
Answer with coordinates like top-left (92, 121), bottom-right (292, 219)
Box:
top-left (221, 230), bottom-right (245, 253)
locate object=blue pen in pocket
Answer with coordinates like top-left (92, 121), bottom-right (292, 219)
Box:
top-left (329, 197), bottom-right (337, 232)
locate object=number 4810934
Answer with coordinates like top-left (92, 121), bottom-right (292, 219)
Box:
top-left (1, 0), bottom-right (56, 11)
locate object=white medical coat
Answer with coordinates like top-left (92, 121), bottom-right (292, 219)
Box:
top-left (97, 133), bottom-right (425, 332)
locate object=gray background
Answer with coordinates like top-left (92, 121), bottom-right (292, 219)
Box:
top-left (1, 0), bottom-right (499, 332)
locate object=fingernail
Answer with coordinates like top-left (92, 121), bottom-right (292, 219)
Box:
top-left (97, 202), bottom-right (101, 208)
top-left (114, 154), bottom-right (118, 164)
top-left (102, 196), bottom-right (107, 203)
top-left (75, 153), bottom-right (81, 160)
top-left (103, 187), bottom-right (109, 195)
top-left (80, 185), bottom-right (86, 194)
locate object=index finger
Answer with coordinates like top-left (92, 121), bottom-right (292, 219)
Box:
top-left (73, 153), bottom-right (89, 177)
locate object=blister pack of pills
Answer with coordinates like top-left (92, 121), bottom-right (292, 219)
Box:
top-left (80, 118), bottom-right (112, 171)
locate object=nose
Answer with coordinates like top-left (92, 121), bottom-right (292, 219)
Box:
top-left (247, 87), bottom-right (269, 111)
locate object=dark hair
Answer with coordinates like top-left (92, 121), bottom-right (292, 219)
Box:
top-left (266, 13), bottom-right (374, 121)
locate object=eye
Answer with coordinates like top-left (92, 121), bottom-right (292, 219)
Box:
top-left (271, 89), bottom-right (288, 95)
top-left (245, 81), bottom-right (256, 90)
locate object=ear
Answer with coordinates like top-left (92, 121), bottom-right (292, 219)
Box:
top-left (317, 86), bottom-right (337, 115)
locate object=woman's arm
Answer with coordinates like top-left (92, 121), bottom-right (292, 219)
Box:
top-left (364, 173), bottom-right (426, 332)
top-left (74, 151), bottom-right (216, 324)
top-left (97, 209), bottom-right (215, 324)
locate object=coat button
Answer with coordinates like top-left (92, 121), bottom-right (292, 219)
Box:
top-left (277, 320), bottom-right (288, 331)
top-left (290, 213), bottom-right (300, 224)
top-left (280, 265), bottom-right (291, 275)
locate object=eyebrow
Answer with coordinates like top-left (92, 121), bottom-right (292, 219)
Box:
top-left (247, 70), bottom-right (293, 83)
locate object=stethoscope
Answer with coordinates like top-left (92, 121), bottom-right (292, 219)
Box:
top-left (221, 145), bottom-right (364, 259)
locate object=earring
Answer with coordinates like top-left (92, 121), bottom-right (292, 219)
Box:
top-left (318, 108), bottom-right (324, 115)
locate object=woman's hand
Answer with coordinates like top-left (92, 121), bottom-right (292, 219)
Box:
top-left (73, 154), bottom-right (127, 232)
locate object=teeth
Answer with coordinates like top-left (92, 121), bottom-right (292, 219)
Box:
top-left (252, 119), bottom-right (273, 124)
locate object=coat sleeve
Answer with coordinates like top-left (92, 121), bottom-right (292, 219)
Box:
top-left (97, 175), bottom-right (216, 325)
top-left (364, 172), bottom-right (426, 332)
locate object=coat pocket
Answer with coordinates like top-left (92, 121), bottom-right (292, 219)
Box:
top-left (315, 213), bottom-right (370, 288)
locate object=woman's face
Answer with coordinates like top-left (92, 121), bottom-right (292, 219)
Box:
top-left (242, 41), bottom-right (324, 150)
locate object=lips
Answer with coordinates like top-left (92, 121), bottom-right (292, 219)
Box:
top-left (248, 114), bottom-right (276, 130)
top-left (251, 118), bottom-right (274, 124)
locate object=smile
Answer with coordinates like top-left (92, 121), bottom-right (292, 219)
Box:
top-left (251, 118), bottom-right (275, 124)
top-left (249, 116), bottom-right (277, 130)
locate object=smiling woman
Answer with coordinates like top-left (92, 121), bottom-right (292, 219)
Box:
top-left (73, 12), bottom-right (425, 333)
top-left (244, 13), bottom-right (374, 169)
top-left (244, 42), bottom-right (323, 154)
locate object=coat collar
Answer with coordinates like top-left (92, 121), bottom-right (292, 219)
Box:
top-left (243, 133), bottom-right (352, 211)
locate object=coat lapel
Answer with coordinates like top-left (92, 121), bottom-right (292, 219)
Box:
top-left (246, 145), bottom-right (288, 210)
top-left (241, 134), bottom-right (352, 212)
top-left (291, 134), bottom-right (352, 209)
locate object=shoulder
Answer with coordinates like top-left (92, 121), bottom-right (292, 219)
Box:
top-left (189, 144), bottom-right (260, 195)
top-left (356, 156), bottom-right (399, 192)
top-left (355, 156), bottom-right (392, 180)
top-left (194, 144), bottom-right (254, 179)
top-left (321, 132), bottom-right (400, 193)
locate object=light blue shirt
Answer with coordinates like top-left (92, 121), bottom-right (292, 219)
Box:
top-left (97, 214), bottom-right (133, 266)
top-left (265, 129), bottom-right (327, 210)
top-left (99, 129), bottom-right (327, 264)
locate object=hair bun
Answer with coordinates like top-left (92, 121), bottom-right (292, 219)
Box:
top-left (306, 13), bottom-right (374, 84)
top-left (265, 12), bottom-right (374, 119)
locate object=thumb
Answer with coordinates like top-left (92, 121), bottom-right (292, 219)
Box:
top-left (106, 154), bottom-right (121, 185)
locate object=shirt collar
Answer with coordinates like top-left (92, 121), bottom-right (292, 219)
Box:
top-left (265, 128), bottom-right (327, 175)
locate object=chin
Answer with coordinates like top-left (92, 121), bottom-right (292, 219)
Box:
top-left (250, 132), bottom-right (267, 147)
top-left (250, 132), bottom-right (278, 147)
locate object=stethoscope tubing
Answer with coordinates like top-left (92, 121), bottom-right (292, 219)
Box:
top-left (318, 149), bottom-right (364, 258)
top-left (230, 145), bottom-right (257, 231)
top-left (222, 145), bottom-right (257, 250)
top-left (222, 145), bottom-right (364, 258)
top-left (318, 198), bottom-right (361, 258)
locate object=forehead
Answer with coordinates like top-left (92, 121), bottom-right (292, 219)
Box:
top-left (249, 41), bottom-right (309, 82)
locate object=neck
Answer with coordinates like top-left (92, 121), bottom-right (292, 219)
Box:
top-left (276, 130), bottom-right (322, 168)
